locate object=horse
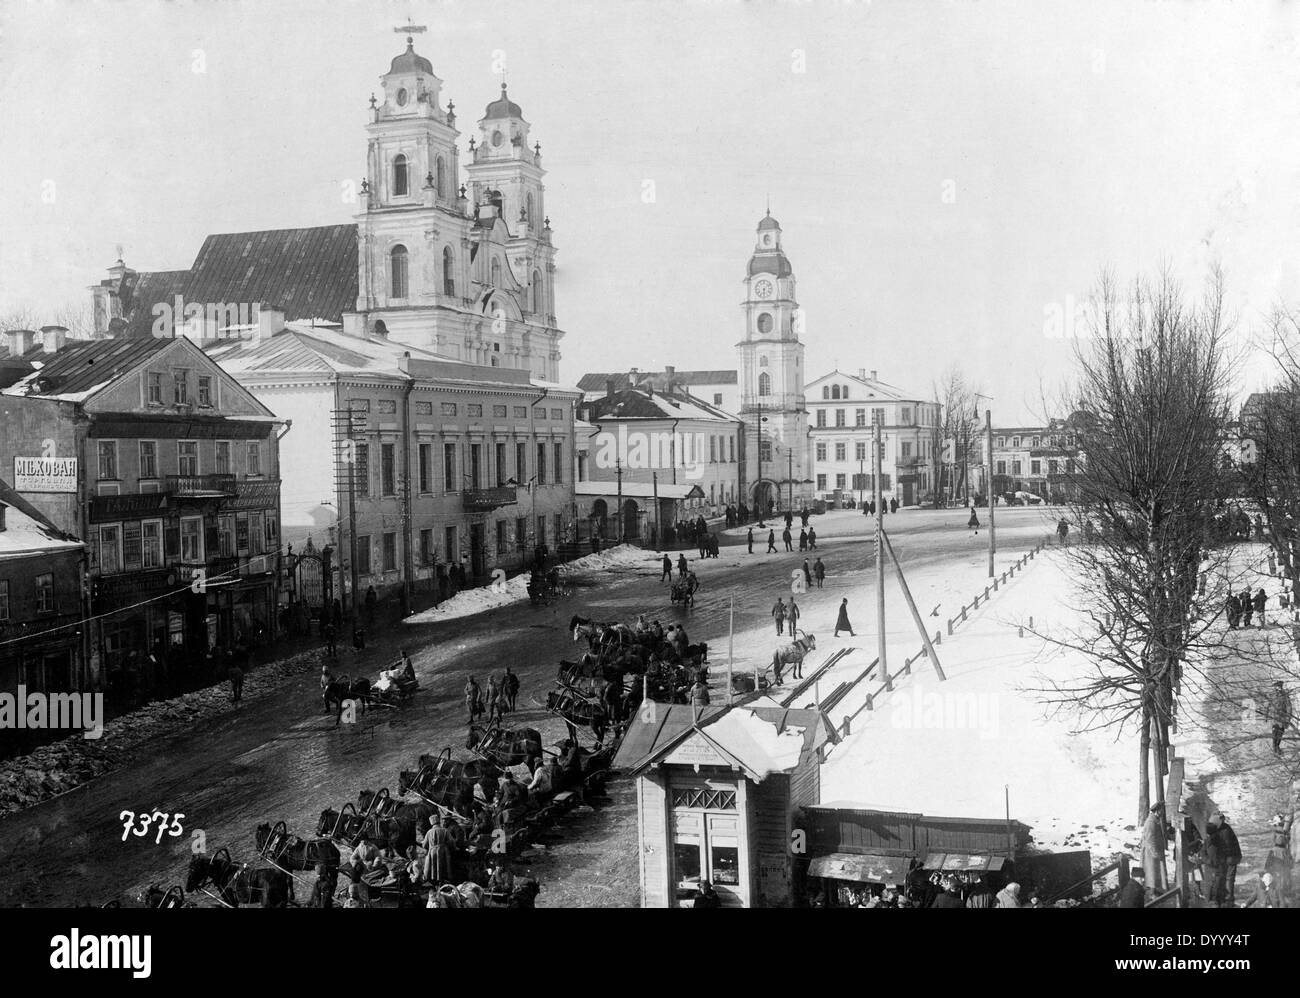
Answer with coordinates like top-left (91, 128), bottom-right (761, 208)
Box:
top-left (569, 615), bottom-right (634, 652)
top-left (323, 676), bottom-right (371, 724)
top-left (188, 848), bottom-right (288, 907)
top-left (255, 821), bottom-right (341, 872)
top-left (771, 633), bottom-right (816, 684)
top-left (546, 687), bottom-right (609, 744)
top-left (466, 722), bottom-right (543, 771)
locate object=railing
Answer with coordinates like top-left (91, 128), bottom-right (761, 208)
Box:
top-left (462, 486), bottom-right (518, 511)
top-left (166, 474), bottom-right (237, 497)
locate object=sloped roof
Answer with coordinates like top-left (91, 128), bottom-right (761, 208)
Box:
top-left (121, 270), bottom-right (191, 338)
top-left (0, 478), bottom-right (83, 557)
top-left (184, 225), bottom-right (359, 325)
top-left (583, 388), bottom-right (738, 423)
top-left (6, 337), bottom-right (169, 398)
top-left (806, 369), bottom-right (927, 404)
top-left (578, 370), bottom-right (737, 392)
top-left (204, 323), bottom-right (453, 378)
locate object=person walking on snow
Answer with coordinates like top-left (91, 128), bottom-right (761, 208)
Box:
top-left (678, 553), bottom-right (688, 579)
top-left (1267, 680), bottom-right (1292, 756)
top-left (968, 508), bottom-right (980, 531)
top-left (1057, 517), bottom-right (1069, 545)
top-left (808, 526), bottom-right (817, 550)
top-left (788, 598), bottom-right (801, 639)
top-left (1241, 588), bottom-right (1255, 627)
top-left (1254, 587), bottom-right (1268, 627)
top-left (782, 527), bottom-right (793, 552)
top-left (747, 527), bottom-right (754, 554)
top-left (833, 598), bottom-right (856, 638)
top-left (814, 557), bottom-right (826, 588)
top-left (802, 559), bottom-right (812, 590)
top-left (799, 528), bottom-right (808, 551)
top-left (661, 553), bottom-right (672, 582)
top-left (767, 529), bottom-right (778, 554)
top-left (772, 598), bottom-right (788, 636)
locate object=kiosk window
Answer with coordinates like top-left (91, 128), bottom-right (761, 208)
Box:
top-left (710, 843), bottom-right (740, 886)
top-left (674, 841), bottom-right (702, 886)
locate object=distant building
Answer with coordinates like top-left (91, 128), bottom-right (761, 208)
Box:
top-left (805, 369), bottom-right (940, 507)
top-left (0, 335), bottom-right (285, 679)
top-left (577, 368), bottom-right (740, 415)
top-left (989, 419), bottom-right (1082, 502)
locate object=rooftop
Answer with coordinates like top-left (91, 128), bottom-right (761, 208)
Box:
top-left (0, 478), bottom-right (83, 558)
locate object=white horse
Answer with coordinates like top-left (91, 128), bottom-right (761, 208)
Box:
top-left (771, 633), bottom-right (816, 684)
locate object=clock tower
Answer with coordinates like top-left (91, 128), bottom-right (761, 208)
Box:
top-left (738, 210), bottom-right (809, 513)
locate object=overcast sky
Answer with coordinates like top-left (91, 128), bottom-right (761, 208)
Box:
top-left (3, 0), bottom-right (1298, 422)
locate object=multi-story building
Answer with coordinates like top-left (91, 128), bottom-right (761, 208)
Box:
top-left (0, 335), bottom-right (285, 676)
top-left (578, 381), bottom-right (740, 539)
top-left (577, 368), bottom-right (740, 416)
top-left (206, 309), bottom-right (579, 603)
top-left (805, 369), bottom-right (941, 507)
top-left (989, 419), bottom-right (1082, 502)
top-left (0, 479), bottom-right (86, 743)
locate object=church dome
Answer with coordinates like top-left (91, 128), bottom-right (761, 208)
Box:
top-left (749, 253), bottom-right (792, 277)
top-left (484, 83), bottom-right (522, 120)
top-left (389, 39), bottom-right (434, 76)
top-left (758, 212), bottom-right (781, 231)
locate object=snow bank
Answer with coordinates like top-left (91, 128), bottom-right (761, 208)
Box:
top-left (403, 544), bottom-right (655, 625)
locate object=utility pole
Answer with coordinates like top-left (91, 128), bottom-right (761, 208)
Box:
top-left (616, 458), bottom-right (624, 545)
top-left (986, 408), bottom-right (996, 577)
top-left (787, 448), bottom-right (793, 511)
top-left (754, 398), bottom-right (764, 525)
top-left (653, 471), bottom-right (660, 550)
top-left (875, 418), bottom-right (888, 688)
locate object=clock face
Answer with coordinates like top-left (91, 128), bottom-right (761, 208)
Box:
top-left (763, 234), bottom-right (773, 247)
top-left (396, 88), bottom-right (408, 107)
top-left (492, 130), bottom-right (504, 147)
top-left (754, 280), bottom-right (774, 299)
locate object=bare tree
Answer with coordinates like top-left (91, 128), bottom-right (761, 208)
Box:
top-left (930, 366), bottom-right (984, 508)
top-left (1032, 268), bottom-right (1236, 824)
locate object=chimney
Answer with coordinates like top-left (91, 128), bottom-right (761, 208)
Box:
top-left (255, 304), bottom-right (285, 344)
top-left (3, 329), bottom-right (36, 357)
top-left (870, 369), bottom-right (877, 382)
top-left (628, 367), bottom-right (640, 388)
top-left (399, 350), bottom-right (410, 374)
top-left (40, 325), bottom-right (68, 354)
top-left (858, 368), bottom-right (866, 380)
top-left (0, 503), bottom-right (6, 532)
top-left (605, 378), bottom-right (616, 400)
top-left (106, 317), bottom-right (128, 338)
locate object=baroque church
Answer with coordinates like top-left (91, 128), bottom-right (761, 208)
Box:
top-left (89, 35), bottom-right (564, 383)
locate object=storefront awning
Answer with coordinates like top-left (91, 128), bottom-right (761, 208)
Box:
top-left (807, 852), bottom-right (911, 885)
top-left (923, 853), bottom-right (1006, 873)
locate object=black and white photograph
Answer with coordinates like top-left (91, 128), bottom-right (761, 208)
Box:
top-left (0, 0), bottom-right (1296, 972)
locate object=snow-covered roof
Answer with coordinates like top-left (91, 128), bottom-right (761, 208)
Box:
top-left (0, 480), bottom-right (83, 558)
top-left (574, 481), bottom-right (703, 501)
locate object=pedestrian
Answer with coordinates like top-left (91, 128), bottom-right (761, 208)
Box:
top-left (465, 676), bottom-right (483, 723)
top-left (833, 598), bottom-right (855, 638)
top-left (228, 662), bottom-right (244, 702)
top-left (747, 527), bottom-right (754, 554)
top-left (323, 620), bottom-right (338, 656)
top-left (1208, 812), bottom-right (1242, 907)
top-left (767, 529), bottom-right (777, 554)
top-left (1141, 801), bottom-right (1168, 891)
top-left (788, 599), bottom-right (801, 641)
top-left (364, 584), bottom-right (378, 625)
top-left (808, 526), bottom-right (816, 550)
top-left (994, 882), bottom-right (1022, 908)
top-left (784, 510), bottom-right (794, 529)
top-left (1226, 593), bottom-right (1240, 629)
top-left (486, 674), bottom-right (503, 724)
top-left (799, 528), bottom-right (808, 551)
top-left (421, 815), bottom-right (453, 886)
top-left (678, 553), bottom-right (688, 579)
top-left (504, 666), bottom-right (520, 713)
top-left (802, 559), bottom-right (812, 590)
top-left (814, 557), bottom-right (825, 588)
top-left (890, 497), bottom-right (898, 514)
top-left (710, 534), bottom-right (719, 558)
top-left (332, 599), bottom-right (343, 628)
top-left (800, 508), bottom-right (810, 528)
top-left (309, 862), bottom-right (337, 908)
top-left (1254, 587), bottom-right (1267, 627)
top-left (782, 527), bottom-right (793, 552)
top-left (1265, 811), bottom-right (1295, 896)
top-left (1241, 589), bottom-right (1254, 627)
top-left (1057, 517), bottom-right (1069, 545)
top-left (772, 598), bottom-right (787, 636)
top-left (1267, 680), bottom-right (1292, 756)
top-left (690, 677), bottom-right (710, 708)
top-left (968, 508), bottom-right (980, 531)
top-left (661, 553), bottom-right (673, 582)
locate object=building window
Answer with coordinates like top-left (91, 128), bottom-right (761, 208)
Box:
top-left (758, 373), bottom-right (771, 397)
top-left (490, 258), bottom-right (502, 288)
top-left (443, 246), bottom-right (455, 296)
top-left (873, 408), bottom-right (885, 426)
top-left (444, 527), bottom-right (457, 564)
top-left (835, 443), bottom-right (846, 461)
top-left (537, 443), bottom-right (547, 484)
top-left (493, 404), bottom-right (508, 418)
top-left (729, 437), bottom-right (735, 462)
top-left (142, 520), bottom-right (162, 568)
top-left (97, 525), bottom-right (121, 574)
top-left (496, 443), bottom-right (507, 486)
top-left (0, 580), bottom-right (8, 620)
top-left (816, 474), bottom-right (827, 491)
top-left (381, 443), bottom-right (396, 495)
top-left (391, 245), bottom-right (409, 298)
top-left (393, 154), bottom-right (408, 196)
top-left (173, 370), bottom-right (189, 405)
top-left (854, 442), bottom-right (865, 461)
top-left (996, 460), bottom-right (1007, 476)
top-left (714, 393), bottom-right (723, 406)
top-left (901, 407), bottom-right (912, 424)
top-left (177, 441), bottom-right (198, 477)
top-left (759, 440), bottom-right (772, 462)
top-left (815, 443), bottom-right (827, 461)
top-left (444, 443), bottom-right (457, 493)
top-left (442, 403), bottom-right (457, 416)
top-left (831, 385), bottom-right (840, 400)
top-left (1012, 460), bottom-right (1022, 476)
top-left (1012, 436), bottom-right (1020, 447)
top-left (835, 409), bottom-right (846, 428)
top-left (215, 440), bottom-right (230, 475)
top-left (248, 441), bottom-right (262, 476)
top-left (816, 409), bottom-right (826, 428)
top-left (248, 512), bottom-right (264, 555)
top-left (835, 473), bottom-right (846, 490)
top-left (435, 155), bottom-right (447, 198)
top-left (198, 376), bottom-right (212, 407)
top-left (218, 515), bottom-right (235, 558)
top-left (469, 443), bottom-right (482, 488)
top-left (419, 528), bottom-right (433, 567)
top-left (382, 532), bottom-right (397, 572)
top-left (468, 403), bottom-right (483, 417)
top-left (855, 409), bottom-right (866, 427)
top-left (997, 436), bottom-right (1005, 448)
top-left (1031, 459), bottom-right (1042, 475)
top-left (901, 442), bottom-right (913, 458)
top-left (534, 407), bottom-right (547, 421)
top-left (513, 406), bottom-right (527, 419)
top-left (97, 440), bottom-right (118, 480)
top-left (138, 441), bottom-right (157, 479)
top-left (415, 401), bottom-right (432, 416)
top-left (378, 399), bottom-right (397, 415)
top-left (354, 442), bottom-right (370, 498)
top-left (419, 444), bottom-right (432, 493)
top-left (35, 573), bottom-right (54, 613)
top-left (822, 386), bottom-right (830, 400)
top-left (357, 535), bottom-right (371, 575)
top-left (516, 442), bottom-right (527, 482)
top-left (842, 385), bottom-right (850, 399)
top-left (554, 442), bottom-right (564, 484)
top-left (180, 517), bottom-right (203, 563)
top-left (496, 520), bottom-right (508, 556)
top-left (554, 513), bottom-right (563, 544)
top-left (147, 372), bottom-right (163, 405)
top-left (759, 355), bottom-right (768, 367)
top-left (1032, 436), bottom-right (1041, 447)
top-left (537, 515), bottom-right (547, 547)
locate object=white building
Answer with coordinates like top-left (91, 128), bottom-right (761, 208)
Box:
top-left (805, 369), bottom-right (941, 508)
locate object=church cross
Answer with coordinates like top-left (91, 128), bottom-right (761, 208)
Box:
top-left (394, 22), bottom-right (427, 44)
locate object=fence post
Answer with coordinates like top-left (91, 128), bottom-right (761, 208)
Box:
top-left (934, 630), bottom-right (942, 645)
top-left (947, 618), bottom-right (954, 636)
top-left (864, 693), bottom-right (874, 712)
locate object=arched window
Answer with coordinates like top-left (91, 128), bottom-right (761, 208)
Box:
top-left (758, 373), bottom-right (771, 397)
top-left (842, 385), bottom-right (850, 399)
top-left (490, 258), bottom-right (502, 288)
top-left (759, 355), bottom-right (768, 367)
top-left (390, 245), bottom-right (408, 298)
top-left (526, 193), bottom-right (535, 222)
top-left (393, 154), bottom-right (409, 197)
top-left (531, 270), bottom-right (542, 312)
top-left (443, 246), bottom-right (455, 295)
top-left (822, 386), bottom-right (830, 399)
top-left (831, 385), bottom-right (840, 400)
top-left (435, 155), bottom-right (447, 198)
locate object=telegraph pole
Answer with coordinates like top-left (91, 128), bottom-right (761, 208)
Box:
top-left (875, 418), bottom-right (888, 688)
top-left (616, 458), bottom-right (624, 545)
top-left (653, 471), bottom-right (660, 550)
top-left (986, 408), bottom-right (996, 577)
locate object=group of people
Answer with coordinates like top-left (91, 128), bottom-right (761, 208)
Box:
top-left (750, 525), bottom-right (818, 554)
top-left (862, 498), bottom-right (899, 516)
top-left (463, 668), bottom-right (522, 724)
top-left (1225, 587), bottom-right (1269, 629)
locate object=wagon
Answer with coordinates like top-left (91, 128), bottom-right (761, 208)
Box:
top-left (670, 576), bottom-right (699, 607)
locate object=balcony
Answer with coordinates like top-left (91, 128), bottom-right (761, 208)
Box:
top-left (166, 474), bottom-right (237, 498)
top-left (462, 486), bottom-right (518, 511)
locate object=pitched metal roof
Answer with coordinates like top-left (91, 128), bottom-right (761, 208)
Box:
top-left (184, 225), bottom-right (359, 324)
top-left (577, 370), bottom-right (737, 391)
top-left (122, 270), bottom-right (191, 338)
top-left (583, 388), bottom-right (737, 422)
top-left (12, 337), bottom-right (169, 398)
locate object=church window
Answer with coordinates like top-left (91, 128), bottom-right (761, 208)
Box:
top-left (443, 247), bottom-right (455, 295)
top-left (758, 373), bottom-right (771, 397)
top-left (759, 440), bottom-right (772, 462)
top-left (390, 245), bottom-right (409, 298)
top-left (531, 270), bottom-right (542, 312)
top-left (759, 355), bottom-right (768, 367)
top-left (435, 156), bottom-right (448, 198)
top-left (831, 385), bottom-right (840, 400)
top-left (393, 154), bottom-right (409, 197)
top-left (490, 258), bottom-right (502, 288)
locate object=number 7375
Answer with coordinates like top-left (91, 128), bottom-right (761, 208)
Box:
top-left (120, 810), bottom-right (185, 844)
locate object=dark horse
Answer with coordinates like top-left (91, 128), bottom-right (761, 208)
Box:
top-left (466, 722), bottom-right (543, 771)
top-left (186, 848), bottom-right (293, 907)
top-left (546, 688), bottom-right (609, 744)
top-left (323, 676), bottom-right (371, 724)
top-left (316, 800), bottom-right (436, 852)
top-left (255, 820), bottom-right (341, 871)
